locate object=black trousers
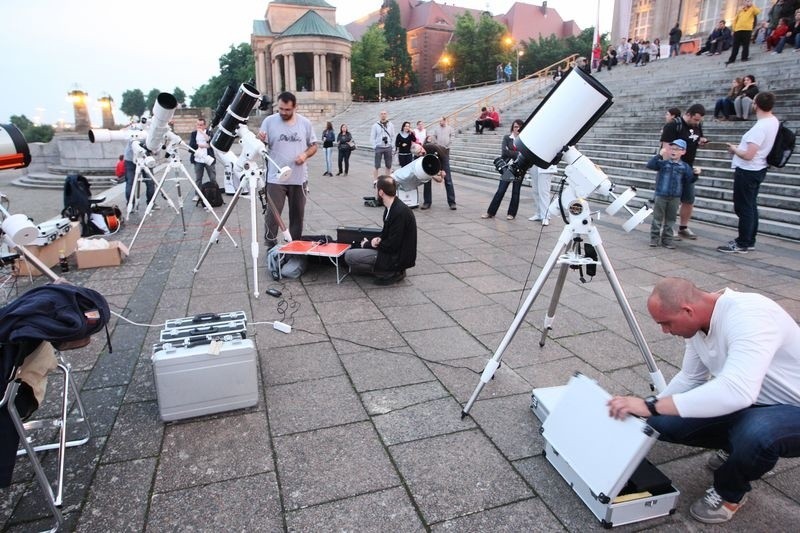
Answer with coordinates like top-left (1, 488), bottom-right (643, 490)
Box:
top-left (337, 149), bottom-right (351, 174)
top-left (729, 30), bottom-right (752, 62)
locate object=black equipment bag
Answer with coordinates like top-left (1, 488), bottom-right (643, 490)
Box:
top-left (336, 226), bottom-right (382, 247)
top-left (766, 121), bottom-right (796, 168)
top-left (198, 182), bottom-right (224, 207)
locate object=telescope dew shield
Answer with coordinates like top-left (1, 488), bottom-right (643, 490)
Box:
top-left (145, 92), bottom-right (178, 152)
top-left (212, 83), bottom-right (260, 153)
top-left (516, 67), bottom-right (613, 169)
top-left (211, 84), bottom-right (237, 129)
top-left (0, 123), bottom-right (31, 170)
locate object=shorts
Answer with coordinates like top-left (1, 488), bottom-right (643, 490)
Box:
top-left (374, 146), bottom-right (392, 169)
top-left (681, 180), bottom-right (695, 204)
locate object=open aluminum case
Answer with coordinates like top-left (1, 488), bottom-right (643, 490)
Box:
top-left (540, 374), bottom-right (679, 528)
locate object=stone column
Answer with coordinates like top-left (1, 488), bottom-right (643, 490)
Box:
top-left (288, 53), bottom-right (296, 92)
top-left (313, 53), bottom-right (321, 92)
top-left (345, 57), bottom-right (352, 95)
top-left (320, 54), bottom-right (328, 92)
top-left (272, 55), bottom-right (281, 95)
top-left (256, 49), bottom-right (266, 95)
top-left (339, 56), bottom-right (347, 94)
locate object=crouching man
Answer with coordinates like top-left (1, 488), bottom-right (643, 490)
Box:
top-left (608, 277), bottom-right (800, 524)
top-left (345, 175), bottom-right (417, 285)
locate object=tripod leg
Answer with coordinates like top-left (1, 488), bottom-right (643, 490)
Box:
top-left (126, 164), bottom-right (144, 219)
top-left (128, 167), bottom-right (170, 251)
top-left (539, 261), bottom-right (570, 347)
top-left (248, 173), bottom-right (260, 299)
top-left (182, 165), bottom-right (238, 247)
top-left (194, 178), bottom-right (247, 273)
top-left (175, 177), bottom-right (186, 234)
top-left (461, 227), bottom-right (573, 418)
top-left (593, 241), bottom-right (666, 393)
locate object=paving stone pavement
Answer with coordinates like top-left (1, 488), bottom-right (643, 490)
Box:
top-left (2, 149), bottom-right (799, 532)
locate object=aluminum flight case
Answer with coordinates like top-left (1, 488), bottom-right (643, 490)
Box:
top-left (530, 385), bottom-right (566, 423)
top-left (541, 374), bottom-right (679, 528)
top-left (151, 337), bottom-right (258, 421)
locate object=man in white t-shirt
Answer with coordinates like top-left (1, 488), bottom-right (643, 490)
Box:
top-left (608, 277), bottom-right (800, 524)
top-left (717, 91), bottom-right (779, 253)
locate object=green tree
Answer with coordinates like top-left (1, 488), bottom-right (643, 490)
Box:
top-left (447, 12), bottom-right (507, 86)
top-left (191, 43), bottom-right (255, 108)
top-left (381, 0), bottom-right (416, 96)
top-left (10, 114), bottom-right (54, 143)
top-left (120, 89), bottom-right (146, 118)
top-left (351, 25), bottom-right (390, 99)
top-left (145, 89), bottom-right (161, 115)
top-left (173, 87), bottom-right (187, 105)
top-left (521, 27), bottom-right (601, 74)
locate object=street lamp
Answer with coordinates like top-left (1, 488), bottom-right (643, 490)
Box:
top-left (439, 54), bottom-right (452, 88)
top-left (516, 49), bottom-right (524, 81)
top-left (374, 72), bottom-right (385, 102)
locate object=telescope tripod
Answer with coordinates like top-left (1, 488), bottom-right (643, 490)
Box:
top-left (127, 150), bottom-right (237, 251)
top-left (460, 198), bottom-right (666, 418)
top-left (125, 157), bottom-right (179, 221)
top-left (194, 161), bottom-right (273, 298)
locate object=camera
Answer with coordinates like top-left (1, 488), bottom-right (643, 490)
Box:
top-left (382, 136), bottom-right (388, 144)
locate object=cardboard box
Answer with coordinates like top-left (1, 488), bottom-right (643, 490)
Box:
top-left (14, 222), bottom-right (80, 276)
top-left (75, 240), bottom-right (129, 269)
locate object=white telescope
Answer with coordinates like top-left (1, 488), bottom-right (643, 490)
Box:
top-left (145, 92), bottom-right (178, 152)
top-left (88, 128), bottom-right (146, 143)
top-left (391, 154), bottom-right (441, 191)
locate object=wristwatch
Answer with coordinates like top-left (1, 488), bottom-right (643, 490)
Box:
top-left (644, 395), bottom-right (659, 416)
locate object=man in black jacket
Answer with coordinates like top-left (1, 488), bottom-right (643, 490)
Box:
top-left (344, 176), bottom-right (417, 285)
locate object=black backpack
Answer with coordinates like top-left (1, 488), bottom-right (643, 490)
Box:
top-left (62, 174), bottom-right (104, 236)
top-left (198, 181), bottom-right (224, 207)
top-left (766, 122), bottom-right (796, 168)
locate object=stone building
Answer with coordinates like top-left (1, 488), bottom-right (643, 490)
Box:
top-left (346, 0), bottom-right (580, 93)
top-left (612, 0), bottom-right (775, 45)
top-left (251, 0), bottom-right (354, 120)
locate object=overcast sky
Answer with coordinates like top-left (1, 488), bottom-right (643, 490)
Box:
top-left (0, 0), bottom-right (610, 127)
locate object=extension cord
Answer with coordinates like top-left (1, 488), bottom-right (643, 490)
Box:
top-left (273, 321), bottom-right (292, 334)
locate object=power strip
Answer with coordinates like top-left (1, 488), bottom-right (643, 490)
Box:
top-left (273, 321), bottom-right (292, 334)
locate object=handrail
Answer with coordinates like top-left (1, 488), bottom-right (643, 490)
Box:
top-left (425, 54), bottom-right (579, 132)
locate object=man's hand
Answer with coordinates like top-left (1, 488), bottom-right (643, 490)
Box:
top-left (607, 396), bottom-right (649, 420)
top-left (699, 137), bottom-right (709, 145)
top-left (371, 237), bottom-right (381, 248)
top-left (257, 131), bottom-right (267, 142)
top-left (294, 153), bottom-right (307, 165)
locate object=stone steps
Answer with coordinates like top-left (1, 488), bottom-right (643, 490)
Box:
top-left (12, 172), bottom-right (119, 190)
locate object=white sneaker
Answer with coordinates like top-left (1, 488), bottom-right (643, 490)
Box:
top-left (542, 218), bottom-right (550, 226)
top-left (528, 215), bottom-right (542, 221)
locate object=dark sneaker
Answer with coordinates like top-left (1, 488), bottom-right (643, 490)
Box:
top-left (649, 241), bottom-right (659, 248)
top-left (449, 204), bottom-right (457, 210)
top-left (717, 241), bottom-right (748, 254)
top-left (420, 204), bottom-right (431, 210)
top-left (690, 487), bottom-right (747, 524)
top-left (662, 242), bottom-right (676, 249)
top-left (707, 449), bottom-right (730, 471)
top-left (374, 270), bottom-right (405, 285)
top-left (679, 227), bottom-right (698, 240)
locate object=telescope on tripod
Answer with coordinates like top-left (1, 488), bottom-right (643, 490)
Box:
top-left (461, 67), bottom-right (659, 419)
top-left (194, 82), bottom-right (290, 298)
top-left (88, 93), bottom-right (237, 251)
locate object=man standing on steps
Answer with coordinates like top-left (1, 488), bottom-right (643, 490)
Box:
top-left (371, 110), bottom-right (395, 179)
top-left (717, 91), bottom-right (779, 254)
top-left (660, 103), bottom-right (708, 240)
top-left (726, 0), bottom-right (761, 64)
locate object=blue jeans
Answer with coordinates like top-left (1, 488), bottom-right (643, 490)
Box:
top-left (125, 160), bottom-right (155, 204)
top-left (323, 146), bottom-right (333, 173)
top-left (648, 404), bottom-right (800, 503)
top-left (487, 178), bottom-right (521, 217)
top-left (733, 166), bottom-right (767, 248)
top-left (714, 97), bottom-right (735, 119)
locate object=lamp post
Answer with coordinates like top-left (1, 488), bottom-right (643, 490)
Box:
top-left (374, 72), bottom-right (385, 102)
top-left (516, 49), bottom-right (524, 81)
top-left (67, 88), bottom-right (90, 133)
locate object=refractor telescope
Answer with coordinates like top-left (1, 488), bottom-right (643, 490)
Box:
top-left (87, 92), bottom-right (178, 155)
